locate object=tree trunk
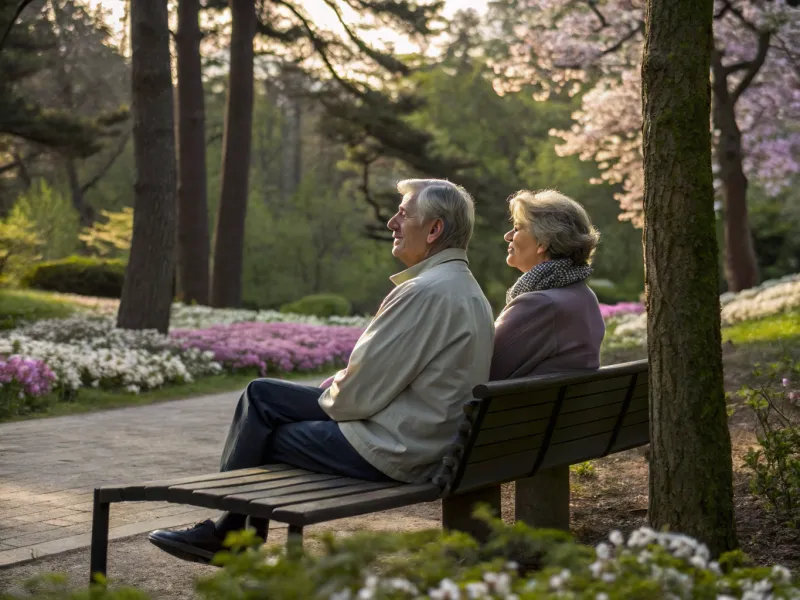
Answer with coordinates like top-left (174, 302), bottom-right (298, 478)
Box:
top-left (641, 0), bottom-right (737, 555)
top-left (209, 0), bottom-right (255, 308)
top-left (117, 0), bottom-right (177, 334)
top-left (65, 159), bottom-right (95, 227)
top-left (176, 0), bottom-right (210, 305)
top-left (711, 65), bottom-right (760, 292)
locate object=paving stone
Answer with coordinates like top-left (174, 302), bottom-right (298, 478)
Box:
top-left (0, 377), bottom-right (322, 567)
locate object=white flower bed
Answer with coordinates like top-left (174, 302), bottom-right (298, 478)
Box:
top-left (169, 303), bottom-right (370, 329)
top-left (604, 274), bottom-right (800, 348)
top-left (2, 317), bottom-right (221, 393)
top-left (721, 274), bottom-right (800, 326)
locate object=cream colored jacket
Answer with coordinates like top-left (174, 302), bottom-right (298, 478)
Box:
top-left (318, 248), bottom-right (495, 483)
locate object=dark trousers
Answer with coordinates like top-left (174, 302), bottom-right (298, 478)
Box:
top-left (216, 379), bottom-right (392, 535)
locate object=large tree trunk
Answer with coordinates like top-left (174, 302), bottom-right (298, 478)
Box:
top-left (176, 0), bottom-right (210, 305)
top-left (117, 0), bottom-right (177, 334)
top-left (641, 0), bottom-right (737, 555)
top-left (711, 64), bottom-right (760, 292)
top-left (209, 0), bottom-right (255, 308)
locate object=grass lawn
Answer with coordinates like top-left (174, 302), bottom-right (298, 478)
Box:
top-left (0, 287), bottom-right (78, 328)
top-left (2, 369), bottom-right (335, 424)
top-left (722, 310), bottom-right (800, 345)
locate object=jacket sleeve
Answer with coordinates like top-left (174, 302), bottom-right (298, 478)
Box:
top-left (490, 292), bottom-right (556, 380)
top-left (318, 282), bottom-right (446, 421)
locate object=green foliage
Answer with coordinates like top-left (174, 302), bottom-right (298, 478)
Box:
top-left (79, 207), bottom-right (133, 259)
top-left (0, 211), bottom-right (43, 282)
top-left (739, 359), bottom-right (800, 528)
top-left (11, 180), bottom-right (80, 261)
top-left (281, 294), bottom-right (352, 317)
top-left (570, 460), bottom-right (598, 480)
top-left (21, 256), bottom-right (125, 298)
top-left (750, 182), bottom-right (800, 281)
top-left (0, 288), bottom-right (76, 330)
top-left (5, 516), bottom-right (799, 599)
top-left (723, 312), bottom-right (800, 345)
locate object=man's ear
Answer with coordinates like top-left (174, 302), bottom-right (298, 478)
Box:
top-left (427, 219), bottom-right (445, 244)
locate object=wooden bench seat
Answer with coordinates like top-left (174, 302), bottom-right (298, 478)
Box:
top-left (89, 359), bottom-right (649, 581)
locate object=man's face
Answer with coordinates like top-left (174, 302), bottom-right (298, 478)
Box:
top-left (387, 193), bottom-right (434, 267)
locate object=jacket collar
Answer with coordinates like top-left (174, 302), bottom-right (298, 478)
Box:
top-left (390, 248), bottom-right (469, 286)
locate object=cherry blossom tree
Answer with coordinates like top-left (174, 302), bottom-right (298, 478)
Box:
top-left (495, 0), bottom-right (799, 291)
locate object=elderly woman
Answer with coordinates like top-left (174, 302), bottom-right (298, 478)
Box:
top-left (491, 189), bottom-right (604, 380)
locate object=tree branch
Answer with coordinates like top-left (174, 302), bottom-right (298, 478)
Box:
top-left (731, 30), bottom-right (771, 104)
top-left (0, 0), bottom-right (37, 52)
top-left (80, 130), bottom-right (131, 194)
top-left (322, 0), bottom-right (410, 74)
top-left (585, 0), bottom-right (608, 30)
top-left (553, 21), bottom-right (643, 69)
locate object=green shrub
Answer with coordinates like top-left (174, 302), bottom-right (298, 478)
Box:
top-left (280, 293), bottom-right (352, 317)
top-left (738, 359), bottom-right (800, 528)
top-left (11, 180), bottom-right (80, 261)
top-left (21, 256), bottom-right (125, 298)
top-left (5, 515), bottom-right (798, 599)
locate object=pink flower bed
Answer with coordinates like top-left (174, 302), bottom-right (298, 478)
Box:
top-left (0, 356), bottom-right (57, 397)
top-left (171, 322), bottom-right (364, 375)
top-left (599, 302), bottom-right (644, 320)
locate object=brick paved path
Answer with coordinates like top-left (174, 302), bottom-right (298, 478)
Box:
top-left (0, 380), bottom-right (321, 567)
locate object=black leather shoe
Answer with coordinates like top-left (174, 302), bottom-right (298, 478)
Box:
top-left (148, 520), bottom-right (225, 564)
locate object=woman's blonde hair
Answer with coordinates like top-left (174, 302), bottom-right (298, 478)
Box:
top-left (509, 189), bottom-right (600, 265)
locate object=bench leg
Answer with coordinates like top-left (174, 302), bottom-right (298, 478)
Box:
top-left (286, 524), bottom-right (304, 551)
top-left (89, 491), bottom-right (110, 584)
top-left (441, 485), bottom-right (501, 543)
top-left (515, 465), bottom-right (570, 531)
top-left (248, 516), bottom-right (269, 542)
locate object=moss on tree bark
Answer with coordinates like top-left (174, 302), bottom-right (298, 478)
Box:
top-left (641, 0), bottom-right (737, 555)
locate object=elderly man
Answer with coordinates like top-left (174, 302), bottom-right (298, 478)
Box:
top-left (149, 179), bottom-right (494, 563)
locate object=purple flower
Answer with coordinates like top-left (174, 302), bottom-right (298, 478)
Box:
top-left (782, 378), bottom-right (790, 388)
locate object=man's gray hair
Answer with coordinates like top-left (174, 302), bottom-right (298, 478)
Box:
top-left (396, 178), bottom-right (476, 250)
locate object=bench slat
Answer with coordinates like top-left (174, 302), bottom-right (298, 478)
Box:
top-left (99, 465), bottom-right (294, 503)
top-left (610, 421), bottom-right (649, 452)
top-left (473, 421), bottom-right (548, 446)
top-left (456, 449), bottom-right (539, 493)
top-left (216, 477), bottom-right (372, 512)
top-left (485, 388), bottom-right (560, 413)
top-left (189, 473), bottom-right (342, 503)
top-left (565, 375), bottom-right (633, 398)
top-left (550, 415), bottom-right (617, 444)
top-left (482, 405), bottom-right (552, 429)
top-left (246, 481), bottom-right (404, 517)
top-left (538, 433), bottom-right (611, 469)
top-left (467, 433), bottom-right (545, 463)
top-left (553, 402), bottom-right (625, 429)
top-left (271, 483), bottom-right (441, 526)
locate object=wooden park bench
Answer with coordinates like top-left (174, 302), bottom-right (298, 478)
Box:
top-left (89, 359), bottom-right (649, 580)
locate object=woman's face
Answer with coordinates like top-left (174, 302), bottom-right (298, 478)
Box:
top-left (504, 220), bottom-right (547, 272)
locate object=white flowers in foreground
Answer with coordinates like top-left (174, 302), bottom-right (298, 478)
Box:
top-left (326, 527), bottom-right (797, 600)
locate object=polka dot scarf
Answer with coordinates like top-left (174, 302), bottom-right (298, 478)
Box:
top-left (506, 258), bottom-right (593, 304)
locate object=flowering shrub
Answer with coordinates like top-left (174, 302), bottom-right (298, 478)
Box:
top-left (599, 301), bottom-right (644, 321)
top-left (0, 317), bottom-right (222, 395)
top-left (10, 518), bottom-right (798, 599)
top-left (721, 275), bottom-right (800, 326)
top-left (172, 322), bottom-right (363, 375)
top-left (170, 303), bottom-right (371, 329)
top-left (0, 355), bottom-right (57, 418)
top-left (738, 359), bottom-right (800, 528)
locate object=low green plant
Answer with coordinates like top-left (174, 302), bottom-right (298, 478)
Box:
top-left (0, 289), bottom-right (76, 329)
top-left (5, 512), bottom-right (798, 599)
top-left (0, 213), bottom-right (43, 283)
top-left (738, 359), bottom-right (800, 528)
top-left (21, 256), bottom-right (125, 298)
top-left (280, 293), bottom-right (352, 318)
top-left (570, 460), bottom-right (598, 480)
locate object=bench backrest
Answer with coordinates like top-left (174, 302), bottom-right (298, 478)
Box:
top-left (442, 360), bottom-right (649, 495)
